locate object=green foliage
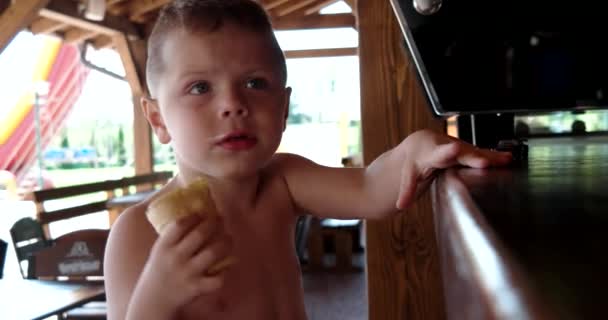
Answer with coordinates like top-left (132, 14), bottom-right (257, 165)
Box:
top-left (60, 131), bottom-right (70, 148)
top-left (58, 162), bottom-right (95, 170)
top-left (117, 126), bottom-right (127, 166)
top-left (287, 101), bottom-right (312, 124)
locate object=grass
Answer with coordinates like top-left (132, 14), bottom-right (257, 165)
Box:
top-left (45, 163), bottom-right (177, 188)
top-left (45, 166), bottom-right (135, 188)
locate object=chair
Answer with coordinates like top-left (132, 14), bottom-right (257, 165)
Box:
top-left (31, 229), bottom-right (108, 280)
top-left (0, 238), bottom-right (7, 279)
top-left (10, 217), bottom-right (52, 278)
top-left (29, 228), bottom-right (109, 320)
top-left (305, 218), bottom-right (363, 272)
top-left (295, 215), bottom-right (312, 263)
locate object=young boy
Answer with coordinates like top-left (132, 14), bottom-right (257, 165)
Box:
top-left (104, 1), bottom-right (512, 319)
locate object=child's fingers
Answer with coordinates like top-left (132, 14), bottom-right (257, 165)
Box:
top-left (481, 149), bottom-right (513, 165)
top-left (189, 235), bottom-right (233, 275)
top-left (429, 141), bottom-right (512, 169)
top-left (176, 216), bottom-right (221, 258)
top-left (459, 148), bottom-right (512, 168)
top-left (194, 274), bottom-right (225, 294)
top-left (457, 151), bottom-right (490, 168)
top-left (426, 142), bottom-right (462, 169)
top-left (396, 159), bottom-right (417, 210)
top-left (160, 214), bottom-right (202, 247)
top-left (207, 256), bottom-right (238, 275)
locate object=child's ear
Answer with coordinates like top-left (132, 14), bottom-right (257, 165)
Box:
top-left (141, 96), bottom-right (171, 144)
top-left (282, 87), bottom-right (292, 132)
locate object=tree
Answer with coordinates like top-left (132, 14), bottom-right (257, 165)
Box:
top-left (61, 130), bottom-right (70, 149)
top-left (88, 130), bottom-right (98, 168)
top-left (117, 126), bottom-right (127, 166)
top-left (286, 101), bottom-right (312, 124)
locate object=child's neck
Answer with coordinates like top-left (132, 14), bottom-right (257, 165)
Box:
top-left (177, 172), bottom-right (261, 216)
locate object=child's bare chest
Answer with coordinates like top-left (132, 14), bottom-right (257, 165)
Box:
top-left (178, 201), bottom-right (307, 319)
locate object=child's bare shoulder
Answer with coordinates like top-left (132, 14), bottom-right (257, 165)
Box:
top-left (106, 203), bottom-right (154, 266)
top-left (268, 152), bottom-right (311, 172)
top-left (106, 181), bottom-right (179, 257)
top-left (267, 152), bottom-right (326, 183)
top-left (104, 184), bottom-right (179, 318)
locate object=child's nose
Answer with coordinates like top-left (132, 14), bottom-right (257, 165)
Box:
top-left (221, 107), bottom-right (248, 118)
top-left (218, 91), bottom-right (249, 118)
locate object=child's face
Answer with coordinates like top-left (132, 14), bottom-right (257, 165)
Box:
top-left (145, 23), bottom-right (290, 179)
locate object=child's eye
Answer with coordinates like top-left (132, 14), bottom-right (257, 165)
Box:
top-left (189, 82), bottom-right (210, 95)
top-left (245, 78), bottom-right (268, 90)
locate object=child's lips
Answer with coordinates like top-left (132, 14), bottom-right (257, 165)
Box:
top-left (217, 133), bottom-right (258, 151)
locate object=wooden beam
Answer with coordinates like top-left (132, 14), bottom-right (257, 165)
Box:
top-left (39, 0), bottom-right (140, 38)
top-left (272, 13), bottom-right (354, 30)
top-left (0, 0), bottom-right (51, 54)
top-left (343, 0), bottom-right (357, 18)
top-left (264, 0), bottom-right (290, 10)
top-left (30, 17), bottom-right (66, 34)
top-left (279, 0), bottom-right (334, 18)
top-left (113, 33), bottom-right (144, 96)
top-left (128, 0), bottom-right (170, 21)
top-left (343, 0), bottom-right (356, 11)
top-left (63, 27), bottom-right (97, 43)
top-left (275, 0), bottom-right (319, 16)
top-left (133, 95), bottom-right (154, 176)
top-left (358, 0), bottom-right (445, 319)
top-left (91, 35), bottom-right (113, 49)
top-left (131, 39), bottom-right (154, 176)
top-left (284, 47), bottom-right (356, 59)
top-left (113, 34), bottom-right (153, 175)
top-left (304, 0), bottom-right (340, 15)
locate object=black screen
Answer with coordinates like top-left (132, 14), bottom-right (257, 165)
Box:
top-left (391, 0), bottom-right (608, 115)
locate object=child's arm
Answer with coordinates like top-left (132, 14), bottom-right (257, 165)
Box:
top-left (277, 129), bottom-right (511, 219)
top-left (104, 206), bottom-right (231, 320)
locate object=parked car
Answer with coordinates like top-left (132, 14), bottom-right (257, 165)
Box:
top-left (43, 147), bottom-right (73, 167)
top-left (44, 146), bottom-right (102, 168)
top-left (72, 147), bottom-right (98, 164)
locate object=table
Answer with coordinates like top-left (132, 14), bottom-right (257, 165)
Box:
top-left (0, 279), bottom-right (105, 320)
top-left (432, 136), bottom-right (608, 319)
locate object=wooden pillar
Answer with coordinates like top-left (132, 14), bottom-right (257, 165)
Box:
top-left (358, 0), bottom-right (446, 319)
top-left (0, 0), bottom-right (51, 53)
top-left (114, 34), bottom-right (153, 175)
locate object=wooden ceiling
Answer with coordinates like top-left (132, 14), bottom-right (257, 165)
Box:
top-left (0, 0), bottom-right (356, 52)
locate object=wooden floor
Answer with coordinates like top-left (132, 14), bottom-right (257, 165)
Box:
top-left (302, 253), bottom-right (367, 320)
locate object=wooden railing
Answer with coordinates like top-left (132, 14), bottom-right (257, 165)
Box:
top-left (32, 171), bottom-right (172, 236)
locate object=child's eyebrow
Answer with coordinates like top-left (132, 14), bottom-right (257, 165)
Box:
top-left (178, 70), bottom-right (213, 79)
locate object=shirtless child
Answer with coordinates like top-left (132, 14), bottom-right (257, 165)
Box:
top-left (104, 1), bottom-right (512, 319)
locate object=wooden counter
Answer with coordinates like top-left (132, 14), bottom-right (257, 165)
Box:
top-left (432, 136), bottom-right (608, 319)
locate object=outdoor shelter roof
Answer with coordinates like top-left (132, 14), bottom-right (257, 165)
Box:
top-left (7, 0), bottom-right (356, 52)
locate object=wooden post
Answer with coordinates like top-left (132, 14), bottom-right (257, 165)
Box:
top-left (114, 34), bottom-right (153, 176)
top-left (358, 0), bottom-right (446, 319)
top-left (0, 0), bottom-right (51, 54)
